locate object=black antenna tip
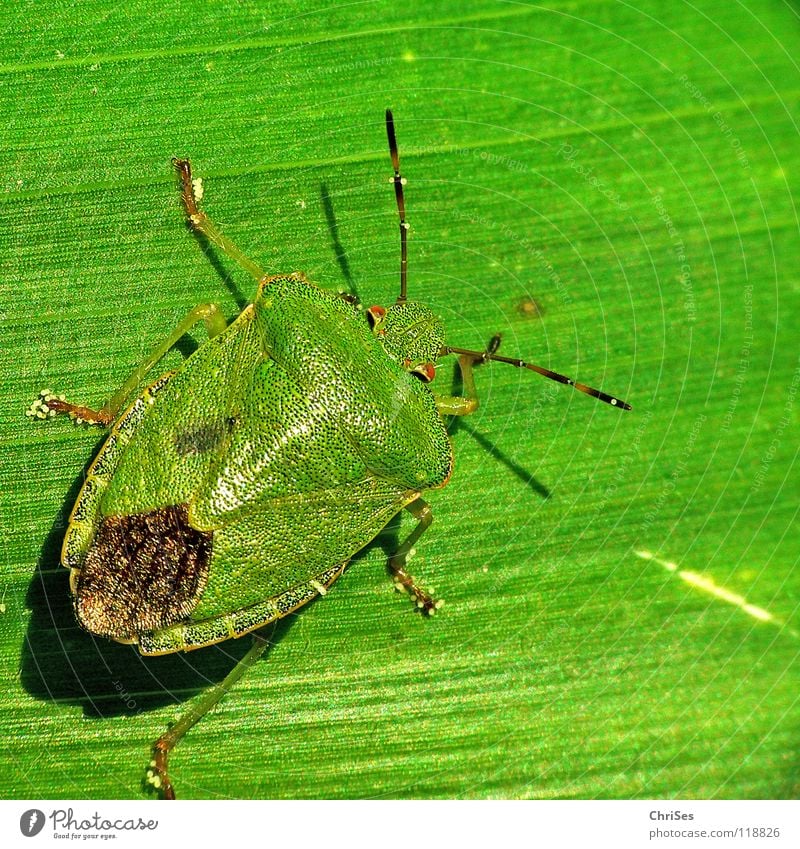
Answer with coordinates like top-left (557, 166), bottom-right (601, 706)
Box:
top-left (386, 110), bottom-right (398, 158)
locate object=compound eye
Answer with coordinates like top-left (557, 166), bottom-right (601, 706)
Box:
top-left (366, 305), bottom-right (386, 329)
top-left (411, 362), bottom-right (436, 383)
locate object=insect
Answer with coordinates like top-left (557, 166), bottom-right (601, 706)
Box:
top-left (29, 111), bottom-right (630, 799)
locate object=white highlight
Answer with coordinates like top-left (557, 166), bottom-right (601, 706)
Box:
top-left (635, 549), bottom-right (796, 636)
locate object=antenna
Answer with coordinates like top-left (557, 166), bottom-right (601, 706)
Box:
top-left (385, 109), bottom-right (408, 304)
top-left (442, 343), bottom-right (631, 410)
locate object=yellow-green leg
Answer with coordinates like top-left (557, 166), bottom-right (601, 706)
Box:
top-left (30, 156), bottom-right (267, 428)
top-left (397, 337), bottom-right (500, 610)
top-left (389, 498), bottom-right (443, 615)
top-left (148, 631), bottom-right (270, 800)
top-left (27, 302), bottom-right (228, 426)
top-left (173, 158), bottom-right (265, 281)
top-left (434, 334), bottom-right (501, 416)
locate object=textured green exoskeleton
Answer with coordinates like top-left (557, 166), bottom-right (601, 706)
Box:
top-left (30, 111), bottom-right (630, 798)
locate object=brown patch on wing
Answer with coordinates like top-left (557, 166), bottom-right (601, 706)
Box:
top-left (75, 504), bottom-right (212, 641)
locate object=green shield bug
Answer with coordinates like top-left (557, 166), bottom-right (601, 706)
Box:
top-left (29, 111), bottom-right (630, 799)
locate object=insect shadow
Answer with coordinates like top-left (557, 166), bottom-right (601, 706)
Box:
top-left (447, 360), bottom-right (551, 500)
top-left (20, 444), bottom-right (397, 721)
top-left (180, 191), bottom-right (250, 312)
top-left (320, 183), bottom-right (360, 302)
top-left (20, 449), bottom-right (297, 720)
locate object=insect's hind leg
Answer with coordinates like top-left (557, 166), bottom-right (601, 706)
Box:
top-left (28, 302), bottom-right (228, 427)
top-left (389, 498), bottom-right (443, 615)
top-left (173, 158), bottom-right (265, 281)
top-left (147, 631), bottom-right (270, 800)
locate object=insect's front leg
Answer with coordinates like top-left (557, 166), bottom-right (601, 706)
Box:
top-left (27, 302), bottom-right (228, 427)
top-left (434, 334), bottom-right (501, 417)
top-left (173, 158), bottom-right (265, 281)
top-left (389, 498), bottom-right (443, 615)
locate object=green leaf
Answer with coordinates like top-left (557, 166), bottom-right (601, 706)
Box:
top-left (2, 0), bottom-right (798, 799)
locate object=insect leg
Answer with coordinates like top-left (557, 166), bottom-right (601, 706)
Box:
top-left (28, 302), bottom-right (228, 427)
top-left (147, 631), bottom-right (270, 800)
top-left (433, 334), bottom-right (502, 417)
top-left (173, 158), bottom-right (265, 281)
top-left (389, 498), bottom-right (442, 615)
